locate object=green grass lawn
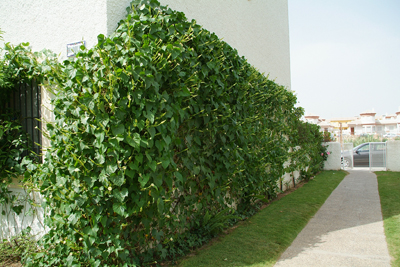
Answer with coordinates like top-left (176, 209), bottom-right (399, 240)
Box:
top-left (177, 170), bottom-right (347, 267)
top-left (376, 171), bottom-right (400, 266)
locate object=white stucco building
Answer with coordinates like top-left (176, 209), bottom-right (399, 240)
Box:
top-left (347, 111), bottom-right (400, 136)
top-left (305, 110), bottom-right (400, 137)
top-left (0, 0), bottom-right (291, 89)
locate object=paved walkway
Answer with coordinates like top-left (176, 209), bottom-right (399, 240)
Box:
top-left (275, 169), bottom-right (391, 267)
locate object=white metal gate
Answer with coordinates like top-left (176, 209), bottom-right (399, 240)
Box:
top-left (341, 142), bottom-right (386, 170)
top-left (341, 143), bottom-right (354, 169)
top-left (369, 142), bottom-right (386, 171)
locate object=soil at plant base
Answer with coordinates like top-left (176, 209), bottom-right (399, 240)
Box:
top-left (162, 179), bottom-right (309, 266)
top-left (0, 261), bottom-right (22, 267)
top-left (259, 179), bottom-right (307, 210)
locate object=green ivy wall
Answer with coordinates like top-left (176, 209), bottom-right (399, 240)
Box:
top-left (1, 1), bottom-right (327, 266)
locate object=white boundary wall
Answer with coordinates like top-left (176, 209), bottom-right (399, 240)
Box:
top-left (280, 170), bottom-right (301, 191)
top-left (323, 142), bottom-right (341, 170)
top-left (0, 180), bottom-right (46, 240)
top-left (0, 0), bottom-right (291, 89)
top-left (386, 141), bottom-right (400, 172)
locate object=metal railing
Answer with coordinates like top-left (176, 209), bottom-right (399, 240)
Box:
top-left (341, 143), bottom-right (354, 169)
top-left (1, 79), bottom-right (42, 159)
top-left (369, 142), bottom-right (386, 171)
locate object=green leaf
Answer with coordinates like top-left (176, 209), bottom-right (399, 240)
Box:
top-left (106, 162), bottom-right (118, 175)
top-left (56, 176), bottom-right (67, 186)
top-left (125, 133), bottom-right (141, 148)
top-left (120, 71), bottom-right (130, 83)
top-left (180, 87), bottom-right (191, 97)
top-left (97, 113), bottom-right (109, 127)
top-left (155, 140), bottom-right (165, 151)
top-left (113, 203), bottom-right (126, 217)
top-left (66, 254), bottom-right (74, 266)
top-left (68, 212), bottom-right (81, 225)
top-left (114, 188), bottom-right (129, 202)
top-left (83, 226), bottom-right (95, 236)
top-left (152, 229), bottom-right (164, 241)
top-left (75, 196), bottom-right (86, 207)
top-left (140, 138), bottom-right (149, 148)
top-left (153, 174), bottom-right (163, 188)
top-left (99, 170), bottom-right (108, 184)
top-left (129, 161), bottom-right (139, 171)
top-left (126, 169), bottom-right (135, 178)
top-left (95, 152), bottom-right (105, 164)
top-left (161, 157), bottom-right (170, 169)
top-left (95, 131), bottom-right (105, 145)
top-left (137, 120), bottom-right (145, 130)
top-left (111, 124), bottom-right (125, 136)
top-left (163, 135), bottom-right (171, 146)
top-left (109, 174), bottom-right (125, 186)
top-left (194, 136), bottom-right (201, 145)
top-left (149, 160), bottom-right (157, 172)
top-left (136, 154), bottom-right (144, 163)
top-left (175, 172), bottom-right (183, 183)
top-left (157, 198), bottom-right (164, 214)
top-left (101, 216), bottom-right (108, 228)
top-left (139, 174), bottom-right (150, 188)
top-left (148, 127), bottom-right (156, 138)
top-left (145, 112), bottom-right (155, 124)
top-left (145, 75), bottom-right (154, 89)
top-left (171, 47), bottom-right (180, 60)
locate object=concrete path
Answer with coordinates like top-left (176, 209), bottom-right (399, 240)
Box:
top-left (275, 169), bottom-right (391, 267)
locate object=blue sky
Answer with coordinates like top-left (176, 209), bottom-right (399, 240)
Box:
top-left (288, 0), bottom-right (400, 119)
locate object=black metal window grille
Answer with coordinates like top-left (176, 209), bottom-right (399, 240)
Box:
top-left (1, 79), bottom-right (42, 158)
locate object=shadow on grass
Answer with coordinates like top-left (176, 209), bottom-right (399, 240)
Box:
top-left (177, 171), bottom-right (347, 267)
top-left (376, 171), bottom-right (400, 266)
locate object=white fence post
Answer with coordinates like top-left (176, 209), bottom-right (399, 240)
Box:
top-left (323, 142), bottom-right (341, 170)
top-left (386, 140), bottom-right (400, 172)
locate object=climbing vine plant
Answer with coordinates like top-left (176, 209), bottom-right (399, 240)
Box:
top-left (1, 1), bottom-right (327, 266)
top-left (0, 38), bottom-right (59, 231)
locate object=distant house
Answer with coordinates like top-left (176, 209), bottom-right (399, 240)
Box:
top-left (348, 111), bottom-right (400, 136)
top-left (304, 110), bottom-right (400, 137)
top-left (327, 117), bottom-right (355, 134)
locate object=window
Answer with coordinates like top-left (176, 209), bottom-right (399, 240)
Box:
top-left (0, 79), bottom-right (42, 158)
top-left (358, 144), bottom-right (369, 152)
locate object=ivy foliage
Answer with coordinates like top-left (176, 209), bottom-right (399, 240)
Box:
top-left (5, 0), bottom-right (328, 265)
top-left (0, 112), bottom-right (32, 214)
top-left (292, 121), bottom-right (328, 179)
top-left (0, 41), bottom-right (59, 94)
top-left (0, 41), bottom-right (58, 217)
